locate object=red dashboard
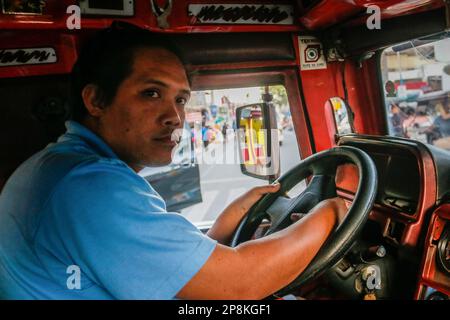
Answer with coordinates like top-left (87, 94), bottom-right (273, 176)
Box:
top-left (335, 135), bottom-right (449, 299)
top-left (415, 205), bottom-right (450, 299)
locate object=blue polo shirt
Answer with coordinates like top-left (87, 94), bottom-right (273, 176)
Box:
top-left (0, 121), bottom-right (216, 299)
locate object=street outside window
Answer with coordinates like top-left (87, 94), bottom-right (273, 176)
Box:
top-left (380, 37), bottom-right (450, 152)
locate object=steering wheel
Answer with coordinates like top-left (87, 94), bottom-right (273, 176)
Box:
top-left (231, 146), bottom-right (378, 296)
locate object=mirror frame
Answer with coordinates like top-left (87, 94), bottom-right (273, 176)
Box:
top-left (236, 102), bottom-right (280, 181)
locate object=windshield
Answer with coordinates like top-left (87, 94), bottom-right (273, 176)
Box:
top-left (380, 36), bottom-right (450, 152)
top-left (139, 85), bottom-right (302, 224)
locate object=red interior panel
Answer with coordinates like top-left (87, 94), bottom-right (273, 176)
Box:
top-left (415, 204), bottom-right (450, 299)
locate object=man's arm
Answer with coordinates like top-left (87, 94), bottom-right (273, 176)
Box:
top-left (206, 184), bottom-right (281, 245)
top-left (178, 197), bottom-right (347, 300)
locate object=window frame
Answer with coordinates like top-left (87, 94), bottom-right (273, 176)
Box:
top-left (189, 67), bottom-right (314, 160)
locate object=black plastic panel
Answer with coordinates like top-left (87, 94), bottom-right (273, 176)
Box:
top-left (339, 135), bottom-right (422, 215)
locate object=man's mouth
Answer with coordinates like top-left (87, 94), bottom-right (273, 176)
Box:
top-left (153, 136), bottom-right (176, 146)
top-left (153, 131), bottom-right (181, 147)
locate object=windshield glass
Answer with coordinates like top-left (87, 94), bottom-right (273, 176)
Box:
top-left (380, 36), bottom-right (450, 152)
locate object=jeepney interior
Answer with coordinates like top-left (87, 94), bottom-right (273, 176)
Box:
top-left (0, 0), bottom-right (449, 300)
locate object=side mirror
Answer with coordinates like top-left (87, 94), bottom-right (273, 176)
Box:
top-left (236, 103), bottom-right (280, 181)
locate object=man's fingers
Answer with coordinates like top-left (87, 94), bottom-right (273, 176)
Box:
top-left (251, 183), bottom-right (281, 196)
top-left (290, 213), bottom-right (306, 222)
top-left (233, 184), bottom-right (281, 213)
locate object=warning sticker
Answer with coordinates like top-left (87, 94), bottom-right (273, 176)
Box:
top-left (298, 36), bottom-right (327, 71)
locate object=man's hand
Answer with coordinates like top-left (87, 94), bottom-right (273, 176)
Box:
top-left (206, 183), bottom-right (280, 245)
top-left (222, 183), bottom-right (281, 218)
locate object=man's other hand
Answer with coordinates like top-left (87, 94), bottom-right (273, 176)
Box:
top-left (206, 183), bottom-right (280, 245)
top-left (223, 183), bottom-right (281, 217)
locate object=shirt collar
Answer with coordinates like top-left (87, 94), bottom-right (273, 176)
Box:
top-left (62, 120), bottom-right (119, 159)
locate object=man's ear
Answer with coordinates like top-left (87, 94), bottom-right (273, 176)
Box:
top-left (81, 84), bottom-right (105, 117)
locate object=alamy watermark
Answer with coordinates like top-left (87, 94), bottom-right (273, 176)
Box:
top-left (66, 265), bottom-right (81, 290)
top-left (366, 5), bottom-right (381, 30)
top-left (66, 5), bottom-right (81, 30)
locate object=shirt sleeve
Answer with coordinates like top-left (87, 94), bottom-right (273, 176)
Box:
top-left (36, 159), bottom-right (217, 299)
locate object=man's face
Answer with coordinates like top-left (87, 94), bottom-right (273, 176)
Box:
top-left (95, 47), bottom-right (190, 169)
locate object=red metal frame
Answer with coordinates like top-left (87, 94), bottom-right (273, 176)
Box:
top-left (0, 1), bottom-right (443, 33)
top-left (299, 0), bottom-right (444, 30)
top-left (0, 31), bottom-right (79, 78)
top-left (0, 0), bottom-right (304, 32)
top-left (294, 51), bottom-right (387, 152)
top-left (415, 204), bottom-right (450, 299)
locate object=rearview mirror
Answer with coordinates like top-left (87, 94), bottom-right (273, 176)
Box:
top-left (236, 103), bottom-right (280, 181)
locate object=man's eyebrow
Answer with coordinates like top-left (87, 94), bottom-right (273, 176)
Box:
top-left (141, 79), bottom-right (191, 96)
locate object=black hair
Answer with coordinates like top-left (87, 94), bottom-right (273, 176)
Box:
top-left (69, 23), bottom-right (189, 122)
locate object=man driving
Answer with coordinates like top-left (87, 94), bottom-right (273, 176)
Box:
top-left (0, 27), bottom-right (347, 299)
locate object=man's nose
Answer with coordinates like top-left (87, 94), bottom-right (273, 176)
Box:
top-left (162, 102), bottom-right (183, 127)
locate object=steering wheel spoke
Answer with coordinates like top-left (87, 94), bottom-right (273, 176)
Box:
top-left (264, 174), bottom-right (337, 236)
top-left (264, 196), bottom-right (296, 236)
top-left (290, 175), bottom-right (337, 213)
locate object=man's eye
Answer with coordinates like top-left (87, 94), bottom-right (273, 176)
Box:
top-left (177, 97), bottom-right (188, 105)
top-left (142, 90), bottom-right (160, 98)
